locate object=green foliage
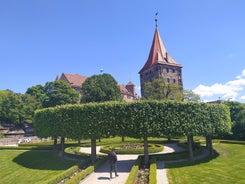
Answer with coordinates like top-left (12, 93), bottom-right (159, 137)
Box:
top-left (0, 145), bottom-right (52, 150)
top-left (149, 158), bottom-right (157, 184)
top-left (64, 157), bottom-right (107, 184)
top-left (19, 94), bottom-right (42, 123)
top-left (125, 156), bottom-right (142, 184)
top-left (0, 90), bottom-right (22, 124)
top-left (224, 101), bottom-right (245, 140)
top-left (46, 165), bottom-right (79, 184)
top-left (43, 80), bottom-right (80, 108)
top-left (26, 84), bottom-right (46, 106)
top-left (34, 101), bottom-right (232, 140)
top-left (99, 143), bottom-right (163, 154)
top-left (143, 78), bottom-right (183, 101)
top-left (80, 73), bottom-right (122, 103)
top-left (0, 132), bottom-right (4, 138)
top-left (183, 89), bottom-right (201, 102)
top-left (64, 165), bottom-right (94, 184)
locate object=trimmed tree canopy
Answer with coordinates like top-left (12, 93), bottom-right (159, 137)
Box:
top-left (34, 101), bottom-right (231, 139)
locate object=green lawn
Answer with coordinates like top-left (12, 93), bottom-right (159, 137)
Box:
top-left (0, 150), bottom-right (79, 184)
top-left (1, 138), bottom-right (245, 184)
top-left (167, 142), bottom-right (245, 184)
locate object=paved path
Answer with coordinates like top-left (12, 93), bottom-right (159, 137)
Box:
top-left (79, 154), bottom-right (138, 184)
top-left (155, 143), bottom-right (185, 184)
top-left (79, 143), bottom-right (185, 184)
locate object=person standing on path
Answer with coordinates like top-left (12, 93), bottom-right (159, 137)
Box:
top-left (108, 148), bottom-right (119, 179)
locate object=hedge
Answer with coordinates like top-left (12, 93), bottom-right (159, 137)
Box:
top-left (125, 156), bottom-right (142, 184)
top-left (100, 143), bottom-right (163, 154)
top-left (34, 101), bottom-right (231, 140)
top-left (149, 158), bottom-right (157, 184)
top-left (64, 157), bottom-right (107, 184)
top-left (34, 101), bottom-right (231, 164)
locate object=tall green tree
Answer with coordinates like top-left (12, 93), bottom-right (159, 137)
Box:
top-left (26, 85), bottom-right (46, 106)
top-left (80, 73), bottom-right (122, 103)
top-left (20, 94), bottom-right (42, 123)
top-left (0, 90), bottom-right (41, 125)
top-left (143, 78), bottom-right (183, 101)
top-left (183, 89), bottom-right (201, 102)
top-left (42, 80), bottom-right (80, 108)
top-left (224, 101), bottom-right (245, 140)
top-left (0, 90), bottom-right (22, 125)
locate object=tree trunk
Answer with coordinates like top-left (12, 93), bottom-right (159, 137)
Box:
top-left (143, 136), bottom-right (149, 165)
top-left (167, 137), bottom-right (171, 141)
top-left (61, 137), bottom-right (65, 159)
top-left (78, 139), bottom-right (81, 144)
top-left (121, 136), bottom-right (125, 142)
top-left (187, 135), bottom-right (194, 161)
top-left (91, 138), bottom-right (97, 163)
top-left (206, 135), bottom-right (213, 155)
top-left (205, 135), bottom-right (209, 149)
top-left (53, 137), bottom-right (58, 151)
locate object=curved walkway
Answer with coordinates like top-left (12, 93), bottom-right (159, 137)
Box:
top-left (79, 143), bottom-right (185, 184)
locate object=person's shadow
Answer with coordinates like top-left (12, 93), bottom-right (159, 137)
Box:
top-left (98, 176), bottom-right (111, 180)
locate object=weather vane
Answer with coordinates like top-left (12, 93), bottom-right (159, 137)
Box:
top-left (155, 12), bottom-right (158, 27)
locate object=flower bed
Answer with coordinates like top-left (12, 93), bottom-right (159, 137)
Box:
top-left (100, 143), bottom-right (163, 154)
top-left (135, 167), bottom-right (149, 184)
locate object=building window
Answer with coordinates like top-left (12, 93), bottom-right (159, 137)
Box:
top-left (173, 79), bottom-right (176, 83)
top-left (167, 78), bottom-right (170, 83)
top-left (172, 69), bottom-right (175, 73)
top-left (166, 68), bottom-right (169, 73)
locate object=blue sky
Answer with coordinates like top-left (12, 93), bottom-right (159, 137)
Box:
top-left (0, 0), bottom-right (245, 102)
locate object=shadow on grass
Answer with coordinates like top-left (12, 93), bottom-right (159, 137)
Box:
top-left (13, 150), bottom-right (79, 170)
top-left (164, 150), bottom-right (220, 169)
top-left (148, 139), bottom-right (178, 145)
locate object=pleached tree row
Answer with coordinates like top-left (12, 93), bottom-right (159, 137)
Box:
top-left (34, 101), bottom-right (231, 164)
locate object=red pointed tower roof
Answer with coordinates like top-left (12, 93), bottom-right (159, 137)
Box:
top-left (139, 27), bottom-right (181, 74)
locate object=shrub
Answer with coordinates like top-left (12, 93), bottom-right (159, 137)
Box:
top-left (149, 158), bottom-right (157, 184)
top-left (100, 143), bottom-right (163, 154)
top-left (125, 156), bottom-right (142, 184)
top-left (46, 165), bottom-right (79, 184)
top-left (64, 157), bottom-right (107, 184)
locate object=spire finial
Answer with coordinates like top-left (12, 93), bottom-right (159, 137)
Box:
top-left (155, 12), bottom-right (158, 28)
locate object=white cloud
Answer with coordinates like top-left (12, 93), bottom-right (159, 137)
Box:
top-left (242, 69), bottom-right (245, 77)
top-left (193, 69), bottom-right (245, 101)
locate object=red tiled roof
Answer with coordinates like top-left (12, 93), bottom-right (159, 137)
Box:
top-left (139, 28), bottom-right (181, 74)
top-left (58, 73), bottom-right (136, 101)
top-left (126, 81), bottom-right (134, 86)
top-left (119, 84), bottom-right (131, 95)
top-left (61, 73), bottom-right (87, 88)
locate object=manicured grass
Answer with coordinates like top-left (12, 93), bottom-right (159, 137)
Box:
top-left (0, 150), bottom-right (80, 184)
top-left (167, 142), bottom-right (245, 184)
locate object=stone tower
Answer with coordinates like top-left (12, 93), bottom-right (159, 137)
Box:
top-left (139, 23), bottom-right (183, 97)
